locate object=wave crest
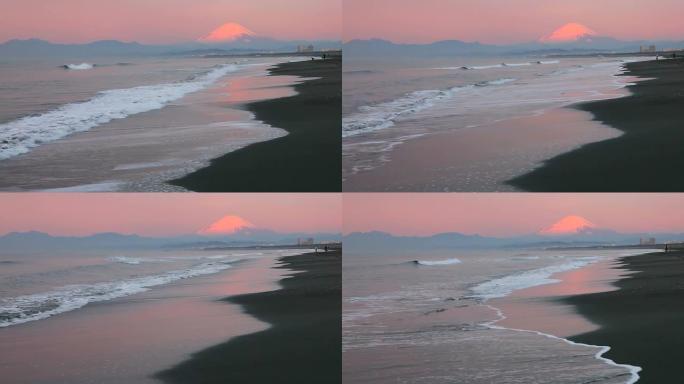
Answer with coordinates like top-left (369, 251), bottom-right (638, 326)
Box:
top-left (0, 64), bottom-right (240, 160)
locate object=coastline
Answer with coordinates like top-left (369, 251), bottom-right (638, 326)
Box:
top-left (562, 250), bottom-right (682, 383)
top-left (509, 58), bottom-right (684, 191)
top-left (0, 58), bottom-right (294, 192)
top-left (171, 57), bottom-right (342, 192)
top-left (473, 249), bottom-right (660, 383)
top-left (343, 107), bottom-right (619, 191)
top-left (0, 253), bottom-right (286, 384)
top-left (156, 250), bottom-right (342, 384)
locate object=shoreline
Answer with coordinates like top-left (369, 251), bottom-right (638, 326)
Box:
top-left (170, 57), bottom-right (342, 192)
top-left (476, 250), bottom-right (658, 383)
top-left (562, 250), bottom-right (683, 383)
top-left (0, 59), bottom-right (293, 192)
top-left (156, 250), bottom-right (342, 384)
top-left (343, 107), bottom-right (619, 191)
top-left (509, 58), bottom-right (684, 191)
top-left (0, 252), bottom-right (286, 384)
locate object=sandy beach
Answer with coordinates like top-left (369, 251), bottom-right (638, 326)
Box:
top-left (510, 58), bottom-right (684, 191)
top-left (157, 250), bottom-right (342, 384)
top-left (172, 57), bottom-right (342, 192)
top-left (563, 250), bottom-right (684, 383)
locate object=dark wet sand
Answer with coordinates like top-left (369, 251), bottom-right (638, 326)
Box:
top-left (171, 58), bottom-right (341, 192)
top-left (564, 250), bottom-right (682, 383)
top-left (156, 250), bottom-right (341, 384)
top-left (509, 58), bottom-right (684, 191)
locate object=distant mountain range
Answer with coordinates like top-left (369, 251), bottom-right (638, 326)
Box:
top-left (0, 230), bottom-right (341, 251)
top-left (344, 37), bottom-right (684, 57)
top-left (0, 37), bottom-right (342, 58)
top-left (343, 230), bottom-right (684, 251)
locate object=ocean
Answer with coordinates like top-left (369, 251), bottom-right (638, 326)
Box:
top-left (0, 55), bottom-right (306, 191)
top-left (342, 247), bottom-right (654, 383)
top-left (0, 248), bottom-right (308, 383)
top-left (342, 55), bottom-right (645, 191)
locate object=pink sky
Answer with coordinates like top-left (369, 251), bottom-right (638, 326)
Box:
top-left (0, 193), bottom-right (341, 236)
top-left (344, 194), bottom-right (684, 236)
top-left (344, 0), bottom-right (684, 44)
top-left (0, 0), bottom-right (340, 44)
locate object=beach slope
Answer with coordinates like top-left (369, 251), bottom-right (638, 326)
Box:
top-left (156, 250), bottom-right (341, 384)
top-left (509, 58), bottom-right (684, 191)
top-left (564, 250), bottom-right (684, 383)
top-left (171, 58), bottom-right (341, 192)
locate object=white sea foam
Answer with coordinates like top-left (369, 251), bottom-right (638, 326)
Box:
top-left (415, 258), bottom-right (462, 266)
top-left (342, 78), bottom-right (516, 138)
top-left (0, 64), bottom-right (241, 160)
top-left (40, 181), bottom-right (125, 192)
top-left (470, 257), bottom-right (600, 300)
top-left (471, 250), bottom-right (658, 383)
top-left (483, 304), bottom-right (641, 384)
top-left (344, 57), bottom-right (648, 143)
top-left (64, 63), bottom-right (94, 70)
top-left (108, 256), bottom-right (145, 265)
top-left (502, 62), bottom-right (531, 67)
top-left (480, 78), bottom-right (516, 86)
top-left (0, 260), bottom-right (236, 327)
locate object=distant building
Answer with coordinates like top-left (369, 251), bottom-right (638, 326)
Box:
top-left (640, 237), bottom-right (656, 245)
top-left (297, 44), bottom-right (314, 53)
top-left (298, 237), bottom-right (314, 246)
top-left (640, 45), bottom-right (656, 53)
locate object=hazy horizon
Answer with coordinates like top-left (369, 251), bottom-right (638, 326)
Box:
top-left (0, 0), bottom-right (341, 44)
top-left (344, 0), bottom-right (684, 44)
top-left (0, 194), bottom-right (341, 237)
top-left (344, 194), bottom-right (684, 237)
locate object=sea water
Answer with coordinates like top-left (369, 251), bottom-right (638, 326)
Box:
top-left (343, 247), bottom-right (652, 383)
top-left (343, 55), bottom-right (646, 186)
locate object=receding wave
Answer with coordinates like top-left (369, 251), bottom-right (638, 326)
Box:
top-left (63, 63), bottom-right (94, 70)
top-left (413, 258), bottom-right (462, 266)
top-left (469, 257), bottom-right (599, 300)
top-left (0, 260), bottom-right (237, 327)
top-left (0, 64), bottom-right (240, 160)
top-left (343, 78), bottom-right (516, 137)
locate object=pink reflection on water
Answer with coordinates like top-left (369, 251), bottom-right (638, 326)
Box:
top-left (220, 71), bottom-right (300, 104)
top-left (492, 259), bottom-right (629, 337)
top-left (0, 257), bottom-right (286, 384)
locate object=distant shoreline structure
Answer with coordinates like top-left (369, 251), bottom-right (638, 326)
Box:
top-left (198, 49), bottom-right (342, 59)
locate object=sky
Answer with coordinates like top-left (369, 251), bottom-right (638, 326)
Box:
top-left (0, 0), bottom-right (341, 44)
top-left (344, 0), bottom-right (684, 44)
top-left (344, 194), bottom-right (684, 237)
top-left (0, 193), bottom-right (341, 236)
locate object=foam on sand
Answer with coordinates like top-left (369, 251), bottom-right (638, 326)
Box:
top-left (483, 304), bottom-right (641, 384)
top-left (0, 64), bottom-right (242, 160)
top-left (471, 251), bottom-right (658, 384)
